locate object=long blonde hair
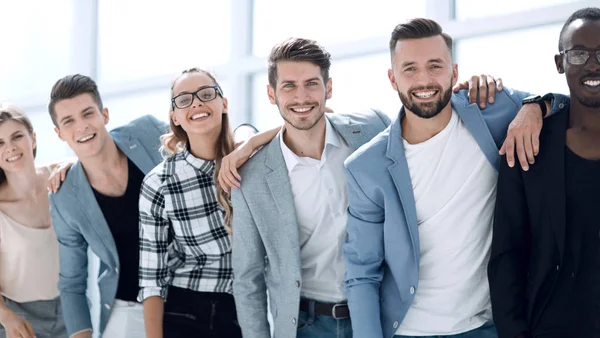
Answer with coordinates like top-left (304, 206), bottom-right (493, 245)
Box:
top-left (161, 68), bottom-right (235, 232)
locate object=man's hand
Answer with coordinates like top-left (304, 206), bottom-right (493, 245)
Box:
top-left (0, 310), bottom-right (36, 338)
top-left (71, 330), bottom-right (93, 338)
top-left (453, 74), bottom-right (503, 109)
top-left (47, 161), bottom-right (73, 193)
top-left (218, 142), bottom-right (254, 193)
top-left (500, 103), bottom-right (544, 171)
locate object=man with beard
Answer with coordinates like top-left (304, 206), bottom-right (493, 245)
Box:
top-left (230, 36), bottom-right (565, 338)
top-left (489, 7), bottom-right (600, 338)
top-left (342, 18), bottom-right (569, 338)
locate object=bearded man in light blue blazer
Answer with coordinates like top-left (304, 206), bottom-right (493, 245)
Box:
top-left (343, 18), bottom-right (569, 338)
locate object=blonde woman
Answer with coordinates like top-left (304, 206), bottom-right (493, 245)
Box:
top-left (0, 105), bottom-right (70, 338)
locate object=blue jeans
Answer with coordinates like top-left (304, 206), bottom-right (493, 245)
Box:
top-left (395, 322), bottom-right (498, 338)
top-left (296, 301), bottom-right (352, 338)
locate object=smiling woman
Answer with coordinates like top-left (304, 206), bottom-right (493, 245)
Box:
top-left (0, 105), bottom-right (68, 338)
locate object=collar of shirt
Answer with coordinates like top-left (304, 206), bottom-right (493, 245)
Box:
top-left (279, 117), bottom-right (341, 174)
top-left (182, 145), bottom-right (215, 175)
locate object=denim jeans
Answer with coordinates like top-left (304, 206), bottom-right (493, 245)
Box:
top-left (296, 300), bottom-right (352, 338)
top-left (395, 322), bottom-right (498, 338)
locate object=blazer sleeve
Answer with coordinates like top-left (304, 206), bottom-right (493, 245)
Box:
top-left (343, 166), bottom-right (385, 338)
top-left (488, 155), bottom-right (531, 338)
top-left (231, 188), bottom-right (270, 338)
top-left (50, 196), bottom-right (93, 336)
top-left (371, 108), bottom-right (392, 128)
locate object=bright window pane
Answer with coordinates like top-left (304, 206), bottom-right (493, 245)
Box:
top-left (251, 53), bottom-right (400, 132)
top-left (456, 24), bottom-right (568, 96)
top-left (98, 0), bottom-right (232, 84)
top-left (0, 1), bottom-right (73, 102)
top-left (103, 90), bottom-right (172, 131)
top-left (252, 1), bottom-right (426, 56)
top-left (455, 0), bottom-right (578, 20)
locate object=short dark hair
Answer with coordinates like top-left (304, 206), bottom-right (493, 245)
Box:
top-left (267, 38), bottom-right (331, 89)
top-left (558, 7), bottom-right (600, 52)
top-left (389, 18), bottom-right (453, 57)
top-left (48, 74), bottom-right (103, 126)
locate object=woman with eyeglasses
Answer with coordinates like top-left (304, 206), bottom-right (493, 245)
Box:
top-left (138, 68), bottom-right (278, 338)
top-left (0, 105), bottom-right (71, 338)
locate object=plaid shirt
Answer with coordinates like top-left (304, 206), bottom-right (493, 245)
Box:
top-left (138, 147), bottom-right (232, 302)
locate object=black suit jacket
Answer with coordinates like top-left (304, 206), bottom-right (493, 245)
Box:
top-left (488, 104), bottom-right (578, 338)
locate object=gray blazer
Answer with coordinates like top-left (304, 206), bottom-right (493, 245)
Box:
top-left (50, 115), bottom-right (167, 337)
top-left (231, 110), bottom-right (391, 338)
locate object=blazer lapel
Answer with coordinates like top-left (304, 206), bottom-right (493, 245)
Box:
top-left (70, 164), bottom-right (119, 267)
top-left (327, 114), bottom-right (367, 151)
top-left (264, 137), bottom-right (302, 267)
top-left (539, 111), bottom-right (568, 264)
top-left (386, 113), bottom-right (420, 263)
top-left (452, 96), bottom-right (501, 172)
top-left (113, 132), bottom-right (157, 174)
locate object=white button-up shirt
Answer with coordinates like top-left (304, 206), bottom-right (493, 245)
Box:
top-left (279, 118), bottom-right (353, 302)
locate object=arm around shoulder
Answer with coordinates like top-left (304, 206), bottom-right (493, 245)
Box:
top-left (230, 189), bottom-right (271, 338)
top-left (343, 166), bottom-right (386, 338)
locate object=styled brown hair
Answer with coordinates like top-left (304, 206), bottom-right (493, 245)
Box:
top-left (48, 74), bottom-right (104, 126)
top-left (161, 68), bottom-right (235, 232)
top-left (0, 105), bottom-right (36, 185)
top-left (389, 18), bottom-right (453, 57)
top-left (267, 37), bottom-right (332, 88)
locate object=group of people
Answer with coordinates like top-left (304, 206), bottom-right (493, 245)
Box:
top-left (0, 6), bottom-right (597, 338)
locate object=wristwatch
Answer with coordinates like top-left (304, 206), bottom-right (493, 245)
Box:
top-left (522, 93), bottom-right (553, 117)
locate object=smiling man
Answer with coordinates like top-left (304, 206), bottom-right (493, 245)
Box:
top-left (342, 18), bottom-right (569, 338)
top-left (47, 74), bottom-right (167, 338)
top-left (489, 7), bottom-right (600, 338)
top-left (231, 38), bottom-right (391, 338)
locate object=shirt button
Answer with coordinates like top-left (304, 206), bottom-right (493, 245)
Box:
top-left (104, 303), bottom-right (111, 310)
top-left (409, 286), bottom-right (415, 294)
top-left (556, 265), bottom-right (560, 271)
top-left (559, 103), bottom-right (565, 109)
top-left (295, 281), bottom-right (301, 288)
top-left (292, 318), bottom-right (297, 325)
top-left (393, 321), bottom-right (399, 328)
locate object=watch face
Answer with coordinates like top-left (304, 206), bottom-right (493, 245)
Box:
top-left (523, 95), bottom-right (542, 103)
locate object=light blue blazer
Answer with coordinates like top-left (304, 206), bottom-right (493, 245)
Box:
top-left (342, 89), bottom-right (570, 338)
top-left (49, 115), bottom-right (167, 336)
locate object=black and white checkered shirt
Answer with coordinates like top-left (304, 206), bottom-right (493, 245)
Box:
top-left (138, 147), bottom-right (232, 302)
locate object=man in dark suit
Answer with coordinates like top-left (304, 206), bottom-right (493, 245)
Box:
top-left (489, 7), bottom-right (600, 338)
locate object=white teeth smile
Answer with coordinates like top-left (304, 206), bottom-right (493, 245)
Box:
top-left (191, 113), bottom-right (210, 120)
top-left (413, 91), bottom-right (436, 98)
top-left (291, 107), bottom-right (312, 113)
top-left (583, 80), bottom-right (600, 87)
top-left (6, 154), bottom-right (22, 162)
top-left (77, 134), bottom-right (95, 143)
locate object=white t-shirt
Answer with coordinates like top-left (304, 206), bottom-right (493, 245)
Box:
top-left (396, 110), bottom-right (496, 336)
top-left (279, 118), bottom-right (353, 302)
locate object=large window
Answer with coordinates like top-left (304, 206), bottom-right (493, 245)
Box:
top-left (252, 0), bottom-right (426, 56)
top-left (456, 24), bottom-right (568, 96)
top-left (98, 0), bottom-right (232, 84)
top-left (0, 1), bottom-right (74, 104)
top-left (454, 0), bottom-right (579, 21)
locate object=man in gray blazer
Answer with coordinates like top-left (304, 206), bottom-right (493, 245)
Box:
top-left (48, 74), bottom-right (167, 338)
top-left (231, 38), bottom-right (391, 338)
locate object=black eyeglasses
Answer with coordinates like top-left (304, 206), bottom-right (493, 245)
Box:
top-left (560, 49), bottom-right (600, 65)
top-left (171, 85), bottom-right (223, 109)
